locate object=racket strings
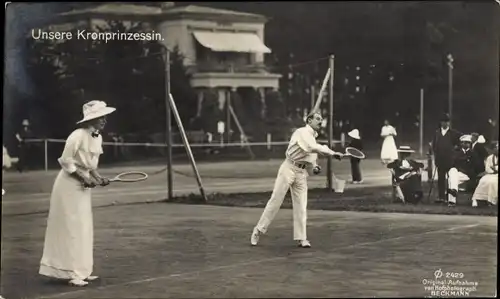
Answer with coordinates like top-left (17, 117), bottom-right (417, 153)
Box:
top-left (114, 171), bottom-right (148, 182)
top-left (345, 147), bottom-right (365, 159)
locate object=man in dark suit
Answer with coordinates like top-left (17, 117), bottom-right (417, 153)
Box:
top-left (387, 146), bottom-right (425, 204)
top-left (447, 135), bottom-right (479, 206)
top-left (431, 113), bottom-right (462, 203)
top-left (471, 133), bottom-right (489, 174)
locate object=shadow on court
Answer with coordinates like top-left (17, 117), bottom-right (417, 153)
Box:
top-left (1, 203), bottom-right (497, 298)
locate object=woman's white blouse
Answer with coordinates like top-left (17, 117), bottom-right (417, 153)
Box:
top-left (485, 154), bottom-right (498, 174)
top-left (58, 128), bottom-right (103, 173)
top-left (381, 125), bottom-right (397, 137)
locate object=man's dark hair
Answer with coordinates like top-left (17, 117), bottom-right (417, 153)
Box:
top-left (306, 112), bottom-right (320, 123)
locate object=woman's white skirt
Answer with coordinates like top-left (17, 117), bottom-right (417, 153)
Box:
top-left (381, 136), bottom-right (398, 163)
top-left (472, 174), bottom-right (498, 205)
top-left (39, 169), bottom-right (94, 280)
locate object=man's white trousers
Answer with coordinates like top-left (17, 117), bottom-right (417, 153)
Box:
top-left (255, 160), bottom-right (308, 241)
top-left (447, 167), bottom-right (470, 204)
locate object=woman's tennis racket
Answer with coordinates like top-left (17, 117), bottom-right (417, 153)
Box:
top-left (109, 171), bottom-right (148, 183)
top-left (344, 147), bottom-right (366, 159)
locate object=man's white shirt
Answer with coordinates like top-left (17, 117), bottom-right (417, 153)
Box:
top-left (401, 159), bottom-right (411, 170)
top-left (441, 127), bottom-right (449, 136)
top-left (286, 125), bottom-right (335, 165)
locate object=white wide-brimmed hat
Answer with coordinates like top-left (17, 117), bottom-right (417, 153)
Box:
top-left (76, 100), bottom-right (116, 124)
top-left (397, 145), bottom-right (415, 153)
top-left (460, 134), bottom-right (472, 143)
top-left (348, 129), bottom-right (360, 139)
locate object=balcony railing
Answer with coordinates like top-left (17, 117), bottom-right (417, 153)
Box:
top-left (189, 62), bottom-right (271, 74)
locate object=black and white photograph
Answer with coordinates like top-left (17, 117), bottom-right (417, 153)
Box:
top-left (2, 1), bottom-right (498, 298)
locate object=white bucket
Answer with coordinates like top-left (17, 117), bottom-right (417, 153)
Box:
top-left (335, 179), bottom-right (346, 193)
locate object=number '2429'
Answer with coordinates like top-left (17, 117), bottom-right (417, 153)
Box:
top-left (446, 272), bottom-right (464, 278)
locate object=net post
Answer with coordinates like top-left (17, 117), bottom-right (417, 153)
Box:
top-left (44, 139), bottom-right (48, 172)
top-left (169, 93), bottom-right (208, 202)
top-left (164, 48), bottom-right (173, 201)
top-left (226, 89), bottom-right (231, 143)
top-left (326, 54), bottom-right (335, 191)
top-left (419, 88), bottom-right (424, 156)
top-left (310, 85), bottom-right (315, 110)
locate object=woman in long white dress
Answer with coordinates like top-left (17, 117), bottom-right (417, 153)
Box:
top-left (472, 142), bottom-right (498, 206)
top-left (39, 100), bottom-right (116, 287)
top-left (380, 119), bottom-right (398, 164)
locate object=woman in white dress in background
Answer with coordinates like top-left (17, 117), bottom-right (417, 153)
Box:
top-left (380, 119), bottom-right (399, 164)
top-left (39, 100), bottom-right (116, 287)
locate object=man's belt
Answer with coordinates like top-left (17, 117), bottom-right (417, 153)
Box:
top-left (287, 157), bottom-right (307, 169)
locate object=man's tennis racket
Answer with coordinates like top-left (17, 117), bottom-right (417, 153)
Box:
top-left (109, 171), bottom-right (148, 183)
top-left (343, 147), bottom-right (366, 159)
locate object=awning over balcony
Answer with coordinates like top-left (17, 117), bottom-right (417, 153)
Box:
top-left (192, 31), bottom-right (271, 53)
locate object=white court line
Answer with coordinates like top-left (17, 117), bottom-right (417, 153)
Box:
top-left (461, 232), bottom-right (497, 236)
top-left (42, 223), bottom-right (481, 299)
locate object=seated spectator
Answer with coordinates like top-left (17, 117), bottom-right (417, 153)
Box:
top-left (471, 132), bottom-right (489, 174)
top-left (471, 142), bottom-right (498, 207)
top-left (446, 135), bottom-right (478, 207)
top-left (387, 146), bottom-right (425, 204)
top-left (2, 145), bottom-right (20, 171)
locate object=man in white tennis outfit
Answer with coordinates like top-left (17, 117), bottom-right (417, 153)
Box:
top-left (250, 112), bottom-right (343, 248)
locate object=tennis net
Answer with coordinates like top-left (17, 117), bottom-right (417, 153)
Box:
top-left (22, 136), bottom-right (343, 171)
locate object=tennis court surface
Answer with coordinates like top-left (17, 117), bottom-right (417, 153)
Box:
top-left (1, 203), bottom-right (496, 298)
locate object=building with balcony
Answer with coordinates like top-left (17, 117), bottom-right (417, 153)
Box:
top-left (47, 2), bottom-right (282, 135)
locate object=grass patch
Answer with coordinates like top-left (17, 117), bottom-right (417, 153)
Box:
top-left (168, 186), bottom-right (498, 217)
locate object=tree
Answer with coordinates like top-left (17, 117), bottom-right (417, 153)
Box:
top-left (265, 91), bottom-right (291, 140)
top-left (169, 46), bottom-right (197, 129)
top-left (198, 89), bottom-right (221, 134)
top-left (25, 20), bottom-right (196, 139)
top-left (25, 35), bottom-right (75, 138)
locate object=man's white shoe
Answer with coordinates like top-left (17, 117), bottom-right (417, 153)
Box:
top-left (250, 228), bottom-right (261, 246)
top-left (298, 240), bottom-right (311, 248)
top-left (69, 279), bottom-right (88, 287)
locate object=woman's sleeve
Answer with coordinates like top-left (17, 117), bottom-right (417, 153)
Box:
top-left (380, 127), bottom-right (387, 137)
top-left (58, 131), bottom-right (82, 173)
top-left (484, 155), bottom-right (495, 174)
top-left (392, 126), bottom-right (397, 136)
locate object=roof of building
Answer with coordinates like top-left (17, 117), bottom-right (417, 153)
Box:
top-left (163, 5), bottom-right (265, 18)
top-left (58, 3), bottom-right (267, 23)
top-left (60, 4), bottom-right (162, 17)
